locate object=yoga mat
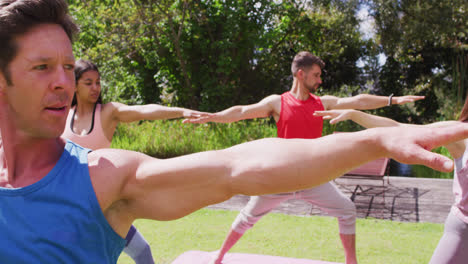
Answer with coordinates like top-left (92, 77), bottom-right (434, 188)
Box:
top-left (171, 250), bottom-right (343, 264)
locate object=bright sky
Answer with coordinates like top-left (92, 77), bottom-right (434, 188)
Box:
top-left (356, 4), bottom-right (387, 67)
top-left (357, 5), bottom-right (375, 40)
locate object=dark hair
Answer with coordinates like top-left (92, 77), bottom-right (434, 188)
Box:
top-left (458, 95), bottom-right (468, 122)
top-left (71, 59), bottom-right (102, 107)
top-left (291, 51), bottom-right (325, 77)
top-left (0, 0), bottom-right (79, 85)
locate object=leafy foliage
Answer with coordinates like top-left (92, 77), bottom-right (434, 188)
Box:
top-left (69, 0), bottom-right (364, 110)
top-left (369, 0), bottom-right (468, 122)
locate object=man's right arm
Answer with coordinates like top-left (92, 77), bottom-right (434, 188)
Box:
top-left (95, 123), bottom-right (468, 232)
top-left (184, 95), bottom-right (281, 123)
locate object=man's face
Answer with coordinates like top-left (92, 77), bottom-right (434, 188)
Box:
top-left (301, 64), bottom-right (322, 92)
top-left (0, 24), bottom-right (75, 139)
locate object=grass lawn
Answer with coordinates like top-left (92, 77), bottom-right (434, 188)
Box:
top-left (117, 208), bottom-right (443, 264)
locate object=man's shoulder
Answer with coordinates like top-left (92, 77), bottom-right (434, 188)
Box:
top-left (266, 94), bottom-right (282, 100)
top-left (259, 94), bottom-right (281, 105)
top-left (318, 94), bottom-right (338, 100)
top-left (263, 94), bottom-right (281, 107)
top-left (317, 95), bottom-right (339, 109)
top-left (87, 148), bottom-right (143, 186)
top-left (88, 148), bottom-right (138, 165)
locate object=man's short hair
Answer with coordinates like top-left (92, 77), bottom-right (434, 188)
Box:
top-left (291, 51), bottom-right (325, 77)
top-left (0, 0), bottom-right (79, 85)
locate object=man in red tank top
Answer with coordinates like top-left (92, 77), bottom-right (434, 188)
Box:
top-left (185, 51), bottom-right (425, 264)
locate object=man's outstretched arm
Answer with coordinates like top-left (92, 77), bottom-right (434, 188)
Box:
top-left (321, 94), bottom-right (425, 110)
top-left (183, 95), bottom-right (280, 123)
top-left (100, 123), bottom-right (468, 225)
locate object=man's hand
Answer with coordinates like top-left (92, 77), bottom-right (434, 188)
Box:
top-left (392, 95), bottom-right (425, 105)
top-left (182, 114), bottom-right (216, 124)
top-left (373, 123), bottom-right (468, 172)
top-left (182, 110), bottom-right (214, 120)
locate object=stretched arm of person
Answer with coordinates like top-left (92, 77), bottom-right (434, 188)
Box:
top-left (315, 109), bottom-right (461, 129)
top-left (100, 123), bottom-right (468, 225)
top-left (109, 102), bottom-right (211, 123)
top-left (320, 94), bottom-right (425, 110)
top-left (315, 109), bottom-right (466, 158)
top-left (314, 109), bottom-right (402, 128)
top-left (183, 95), bottom-right (280, 124)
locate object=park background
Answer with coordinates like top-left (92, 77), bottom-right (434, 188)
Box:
top-left (69, 0), bottom-right (467, 179)
top-left (67, 1), bottom-right (466, 263)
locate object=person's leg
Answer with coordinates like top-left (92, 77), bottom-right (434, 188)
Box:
top-left (210, 229), bottom-right (244, 264)
top-left (300, 182), bottom-right (357, 264)
top-left (339, 233), bottom-right (356, 264)
top-left (429, 211), bottom-right (468, 264)
top-left (123, 225), bottom-right (155, 264)
top-left (210, 194), bottom-right (291, 264)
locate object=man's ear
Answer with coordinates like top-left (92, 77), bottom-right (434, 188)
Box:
top-left (296, 69), bottom-right (305, 80)
top-left (0, 73), bottom-right (6, 96)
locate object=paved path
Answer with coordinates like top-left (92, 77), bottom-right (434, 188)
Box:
top-left (207, 176), bottom-right (453, 224)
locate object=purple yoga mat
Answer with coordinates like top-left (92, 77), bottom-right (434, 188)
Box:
top-left (171, 250), bottom-right (343, 264)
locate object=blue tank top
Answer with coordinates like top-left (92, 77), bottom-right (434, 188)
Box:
top-left (0, 141), bottom-right (125, 263)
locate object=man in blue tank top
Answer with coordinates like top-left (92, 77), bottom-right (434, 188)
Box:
top-left (1, 0), bottom-right (468, 263)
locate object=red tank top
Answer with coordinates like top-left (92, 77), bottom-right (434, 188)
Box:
top-left (277, 92), bottom-right (324, 139)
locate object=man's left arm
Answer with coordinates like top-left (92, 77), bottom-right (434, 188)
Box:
top-left (321, 94), bottom-right (425, 110)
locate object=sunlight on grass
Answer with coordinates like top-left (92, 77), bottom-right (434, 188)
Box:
top-left (117, 209), bottom-right (443, 264)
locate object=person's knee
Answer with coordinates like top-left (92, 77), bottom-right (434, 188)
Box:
top-left (231, 213), bottom-right (260, 234)
top-left (338, 221), bottom-right (356, 235)
top-left (231, 218), bottom-right (255, 234)
top-left (341, 199), bottom-right (357, 218)
top-left (337, 201), bottom-right (356, 235)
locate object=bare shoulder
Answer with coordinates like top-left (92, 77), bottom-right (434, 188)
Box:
top-left (87, 148), bottom-right (143, 210)
top-left (88, 148), bottom-right (141, 168)
top-left (101, 102), bottom-right (125, 113)
top-left (261, 94), bottom-right (281, 111)
top-left (100, 102), bottom-right (126, 121)
top-left (319, 95), bottom-right (339, 109)
top-left (319, 95), bottom-right (338, 100)
top-left (262, 94), bottom-right (281, 103)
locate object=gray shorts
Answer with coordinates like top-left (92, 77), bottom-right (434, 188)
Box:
top-left (232, 182), bottom-right (356, 234)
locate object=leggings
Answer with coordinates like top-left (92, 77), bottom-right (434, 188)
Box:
top-left (429, 211), bottom-right (468, 264)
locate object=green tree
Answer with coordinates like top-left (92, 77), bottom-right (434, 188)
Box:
top-left (69, 0), bottom-right (366, 111)
top-left (369, 0), bottom-right (468, 121)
